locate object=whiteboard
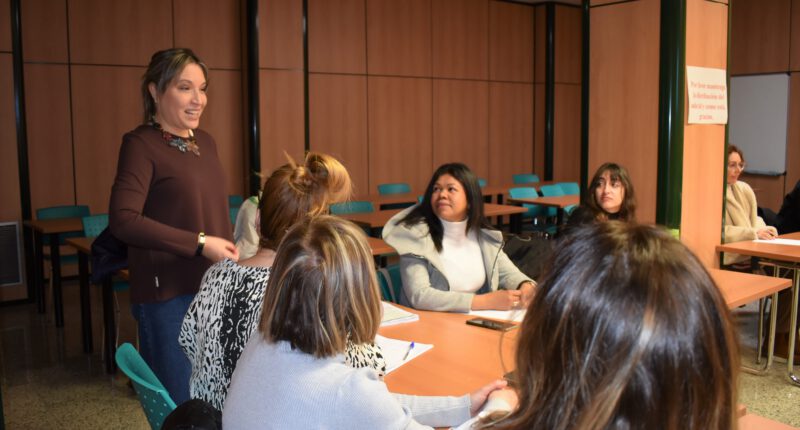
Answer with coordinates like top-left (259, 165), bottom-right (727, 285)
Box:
top-left (729, 74), bottom-right (790, 175)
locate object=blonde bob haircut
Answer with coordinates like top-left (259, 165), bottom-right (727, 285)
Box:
top-left (258, 152), bottom-right (352, 251)
top-left (259, 215), bottom-right (381, 357)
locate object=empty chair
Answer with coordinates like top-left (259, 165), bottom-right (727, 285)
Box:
top-left (229, 206), bottom-right (239, 226)
top-left (115, 343), bottom-right (177, 430)
top-left (81, 213), bottom-right (109, 238)
top-left (557, 182), bottom-right (580, 195)
top-left (377, 264), bottom-right (403, 303)
top-left (330, 201), bottom-right (375, 215)
top-left (37, 205), bottom-right (91, 283)
top-left (377, 182), bottom-right (411, 195)
top-left (228, 194), bottom-right (244, 209)
top-left (538, 184), bottom-right (564, 219)
top-left (478, 178), bottom-right (488, 188)
top-left (512, 173), bottom-right (540, 184)
top-left (509, 187), bottom-right (546, 229)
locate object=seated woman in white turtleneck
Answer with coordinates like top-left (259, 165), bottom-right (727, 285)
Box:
top-left (383, 163), bottom-right (536, 312)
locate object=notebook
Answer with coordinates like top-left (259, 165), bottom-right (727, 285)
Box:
top-left (380, 301), bottom-right (419, 327)
top-left (374, 334), bottom-right (433, 374)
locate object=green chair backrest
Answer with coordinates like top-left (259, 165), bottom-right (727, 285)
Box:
top-left (230, 206), bottom-right (240, 226)
top-left (82, 214), bottom-right (109, 238)
top-left (377, 183), bottom-right (411, 195)
top-left (539, 185), bottom-right (564, 217)
top-left (115, 343), bottom-right (177, 430)
top-left (512, 174), bottom-right (540, 184)
top-left (509, 187), bottom-right (544, 218)
top-left (477, 178), bottom-right (487, 187)
top-left (36, 205), bottom-right (91, 245)
top-left (330, 201), bottom-right (375, 215)
top-left (557, 182), bottom-right (580, 195)
top-left (377, 265), bottom-right (403, 303)
top-left (228, 194), bottom-right (244, 209)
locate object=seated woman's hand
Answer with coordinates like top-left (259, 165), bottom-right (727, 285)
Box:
top-left (202, 235), bottom-right (240, 262)
top-left (468, 379), bottom-right (509, 416)
top-left (518, 281), bottom-right (536, 307)
top-left (757, 228), bottom-right (777, 240)
top-left (471, 290), bottom-right (523, 310)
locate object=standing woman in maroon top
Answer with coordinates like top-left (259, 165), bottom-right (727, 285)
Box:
top-left (109, 48), bottom-right (238, 404)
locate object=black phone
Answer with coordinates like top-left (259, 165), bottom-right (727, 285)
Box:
top-left (466, 317), bottom-right (517, 331)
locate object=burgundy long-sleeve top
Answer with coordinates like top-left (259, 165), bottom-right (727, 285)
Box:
top-left (109, 125), bottom-right (231, 304)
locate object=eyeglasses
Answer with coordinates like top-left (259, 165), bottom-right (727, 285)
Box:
top-left (727, 162), bottom-right (745, 170)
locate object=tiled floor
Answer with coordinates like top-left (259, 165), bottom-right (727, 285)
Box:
top-left (0, 281), bottom-right (799, 428)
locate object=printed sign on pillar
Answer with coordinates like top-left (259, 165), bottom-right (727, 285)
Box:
top-left (686, 66), bottom-right (728, 124)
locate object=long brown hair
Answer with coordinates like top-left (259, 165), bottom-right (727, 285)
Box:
top-left (585, 162), bottom-right (636, 222)
top-left (482, 222), bottom-right (739, 430)
top-left (258, 152), bottom-right (352, 250)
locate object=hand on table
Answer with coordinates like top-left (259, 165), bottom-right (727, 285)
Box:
top-left (202, 235), bottom-right (240, 262)
top-left (468, 379), bottom-right (510, 416)
top-left (757, 228), bottom-right (777, 240)
top-left (518, 281), bottom-right (536, 307)
top-left (471, 290), bottom-right (523, 310)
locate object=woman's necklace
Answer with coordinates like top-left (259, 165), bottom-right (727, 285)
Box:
top-left (150, 119), bottom-right (200, 156)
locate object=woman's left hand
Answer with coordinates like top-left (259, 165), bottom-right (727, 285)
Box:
top-left (468, 379), bottom-right (509, 416)
top-left (202, 235), bottom-right (240, 262)
top-left (518, 281), bottom-right (536, 307)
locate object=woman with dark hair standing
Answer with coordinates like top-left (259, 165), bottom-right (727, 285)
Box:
top-left (566, 162), bottom-right (636, 228)
top-left (109, 48), bottom-right (238, 403)
top-left (477, 222), bottom-right (739, 430)
top-left (382, 163), bottom-right (535, 312)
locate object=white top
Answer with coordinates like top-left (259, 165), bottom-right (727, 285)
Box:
top-left (439, 218), bottom-right (486, 293)
top-left (223, 338), bottom-right (471, 429)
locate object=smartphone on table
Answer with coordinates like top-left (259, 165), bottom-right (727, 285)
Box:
top-left (466, 317), bottom-right (517, 331)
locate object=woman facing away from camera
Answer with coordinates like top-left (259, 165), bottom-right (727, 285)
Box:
top-left (383, 163), bottom-right (536, 312)
top-left (224, 216), bottom-right (509, 429)
top-left (109, 48), bottom-right (238, 403)
top-left (180, 152), bottom-right (388, 411)
top-left (476, 221), bottom-right (739, 430)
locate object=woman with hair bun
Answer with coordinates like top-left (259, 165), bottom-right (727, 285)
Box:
top-left (180, 152), bottom-right (385, 410)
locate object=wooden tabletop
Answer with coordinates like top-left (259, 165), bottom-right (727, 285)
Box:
top-left (708, 268), bottom-right (793, 308)
top-left (367, 237), bottom-right (395, 256)
top-left (24, 217), bottom-right (84, 234)
top-left (380, 307), bottom-right (517, 396)
top-left (715, 232), bottom-right (800, 263)
top-left (507, 194), bottom-right (580, 208)
top-left (65, 236), bottom-right (93, 254)
top-left (340, 203), bottom-right (526, 229)
top-left (739, 414), bottom-right (798, 430)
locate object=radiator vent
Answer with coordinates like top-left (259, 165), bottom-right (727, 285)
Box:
top-left (0, 222), bottom-right (22, 286)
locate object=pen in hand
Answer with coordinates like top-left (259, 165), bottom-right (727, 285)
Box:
top-left (402, 341), bottom-right (415, 361)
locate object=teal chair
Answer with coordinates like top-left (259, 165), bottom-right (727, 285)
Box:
top-left (509, 187), bottom-right (550, 233)
top-left (377, 264), bottom-right (403, 303)
top-left (557, 182), bottom-right (580, 195)
top-left (115, 343), bottom-right (177, 430)
top-left (229, 206), bottom-right (240, 226)
top-left (37, 205), bottom-right (91, 289)
top-left (512, 174), bottom-right (540, 184)
top-left (538, 184), bottom-right (565, 219)
top-left (377, 183), bottom-right (411, 195)
top-left (228, 194), bottom-right (244, 209)
top-left (478, 178), bottom-right (487, 188)
top-left (330, 201), bottom-right (375, 215)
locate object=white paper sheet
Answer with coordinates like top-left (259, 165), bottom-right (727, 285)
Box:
top-left (380, 302), bottom-right (419, 327)
top-left (374, 334), bottom-right (433, 374)
top-left (754, 238), bottom-right (800, 246)
top-left (467, 309), bottom-right (526, 323)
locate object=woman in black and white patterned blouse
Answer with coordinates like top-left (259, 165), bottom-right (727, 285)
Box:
top-left (179, 152), bottom-right (386, 410)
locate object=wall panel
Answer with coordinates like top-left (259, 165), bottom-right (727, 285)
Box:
top-left (21, 0), bottom-right (68, 62)
top-left (489, 1), bottom-right (533, 83)
top-left (555, 5), bottom-right (581, 84)
top-left (25, 64), bottom-right (75, 212)
top-left (432, 79), bottom-right (489, 178)
top-left (787, 73), bottom-right (800, 194)
top-left (792, 0), bottom-right (800, 71)
top-left (259, 69), bottom-right (305, 175)
top-left (0, 55), bottom-right (20, 222)
top-left (682, 0), bottom-right (727, 266)
top-left (367, 0), bottom-right (431, 77)
top-left (308, 0), bottom-right (366, 74)
top-left (174, 0), bottom-right (241, 70)
top-left (740, 173), bottom-right (785, 212)
top-left (0, 0), bottom-right (9, 52)
top-left (68, 0), bottom-right (172, 65)
top-left (534, 6), bottom-right (545, 84)
top-left (308, 74), bottom-right (369, 195)
top-left (202, 70), bottom-right (245, 195)
top-left (553, 84), bottom-right (580, 182)
top-left (589, 0), bottom-right (659, 223)
top-left (261, 0), bottom-right (303, 70)
top-left (534, 83), bottom-right (545, 178)
top-left (730, 0), bottom-right (790, 75)
top-left (432, 0), bottom-right (488, 80)
top-left (488, 82), bottom-right (533, 186)
top-left (368, 77), bottom-right (432, 192)
top-left (71, 65), bottom-right (141, 214)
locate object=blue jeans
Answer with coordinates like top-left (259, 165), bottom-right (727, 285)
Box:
top-left (131, 294), bottom-right (194, 405)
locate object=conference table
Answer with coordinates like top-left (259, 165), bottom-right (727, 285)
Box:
top-left (23, 217), bottom-right (84, 327)
top-left (357, 181), bottom-right (566, 208)
top-left (507, 194), bottom-right (580, 225)
top-left (716, 232), bottom-right (800, 385)
top-left (340, 203), bottom-right (527, 236)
